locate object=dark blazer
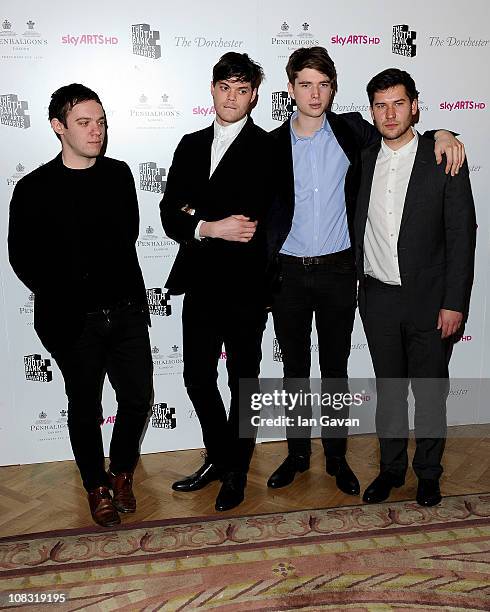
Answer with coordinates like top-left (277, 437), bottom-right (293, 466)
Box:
top-left (354, 134), bottom-right (477, 330)
top-left (8, 154), bottom-right (148, 353)
top-left (266, 112), bottom-right (382, 282)
top-left (160, 117), bottom-right (272, 298)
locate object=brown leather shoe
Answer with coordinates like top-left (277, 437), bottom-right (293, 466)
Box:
top-left (108, 471), bottom-right (136, 513)
top-left (88, 486), bottom-right (120, 527)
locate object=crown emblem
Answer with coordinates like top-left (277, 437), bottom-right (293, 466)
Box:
top-left (172, 345), bottom-right (179, 353)
top-left (281, 22), bottom-right (289, 32)
top-left (39, 411), bottom-right (47, 419)
top-left (3, 19), bottom-right (11, 30)
top-left (26, 20), bottom-right (35, 29)
top-left (60, 409), bottom-right (68, 417)
top-left (29, 292), bottom-right (35, 301)
top-left (161, 94), bottom-right (169, 103)
top-left (16, 163), bottom-right (25, 172)
top-left (146, 226), bottom-right (154, 234)
top-left (302, 22), bottom-right (309, 31)
top-left (152, 346), bottom-right (160, 354)
top-left (139, 93), bottom-right (148, 104)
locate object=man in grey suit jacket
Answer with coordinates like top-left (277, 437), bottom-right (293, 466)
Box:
top-left (354, 69), bottom-right (476, 507)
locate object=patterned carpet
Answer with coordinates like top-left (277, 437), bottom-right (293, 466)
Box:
top-left (1, 493), bottom-right (490, 611)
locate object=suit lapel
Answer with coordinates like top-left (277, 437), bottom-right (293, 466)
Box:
top-left (209, 117), bottom-right (252, 184)
top-left (276, 118), bottom-right (295, 213)
top-left (398, 134), bottom-right (430, 235)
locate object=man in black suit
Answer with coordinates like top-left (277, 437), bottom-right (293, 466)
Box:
top-left (160, 53), bottom-right (270, 511)
top-left (355, 68), bottom-right (476, 506)
top-left (266, 47), bottom-right (465, 496)
top-left (8, 84), bottom-right (153, 527)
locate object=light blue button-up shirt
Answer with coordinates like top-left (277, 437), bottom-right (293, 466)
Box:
top-left (280, 112), bottom-right (351, 257)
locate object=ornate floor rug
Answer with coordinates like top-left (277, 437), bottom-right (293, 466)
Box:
top-left (1, 493), bottom-right (490, 611)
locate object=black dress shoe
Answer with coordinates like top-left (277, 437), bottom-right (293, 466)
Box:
top-left (267, 454), bottom-right (310, 489)
top-left (325, 456), bottom-right (360, 496)
top-left (172, 462), bottom-right (221, 492)
top-left (363, 473), bottom-right (405, 504)
top-left (215, 472), bottom-right (247, 511)
top-left (416, 479), bottom-right (442, 507)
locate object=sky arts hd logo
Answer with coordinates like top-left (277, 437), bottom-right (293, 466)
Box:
top-left (151, 403), bottom-right (177, 429)
top-left (24, 354), bottom-right (52, 382)
top-left (330, 34), bottom-right (381, 46)
top-left (131, 23), bottom-right (161, 59)
top-left (61, 33), bottom-right (118, 45)
top-left (439, 100), bottom-right (486, 111)
top-left (146, 288), bottom-right (172, 316)
top-left (0, 94), bottom-right (30, 128)
top-left (272, 91), bottom-right (296, 122)
top-left (139, 162), bottom-right (166, 193)
top-left (392, 24), bottom-right (416, 57)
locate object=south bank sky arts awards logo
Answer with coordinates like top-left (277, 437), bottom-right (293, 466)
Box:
top-left (24, 354), bottom-right (52, 382)
top-left (132, 23), bottom-right (161, 59)
top-left (151, 403), bottom-right (177, 429)
top-left (271, 91), bottom-right (296, 122)
top-left (139, 162), bottom-right (166, 193)
top-left (392, 24), bottom-right (416, 57)
top-left (146, 288), bottom-right (172, 316)
top-left (0, 94), bottom-right (30, 128)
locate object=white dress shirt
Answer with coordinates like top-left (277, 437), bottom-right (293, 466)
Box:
top-left (194, 115), bottom-right (248, 238)
top-left (364, 128), bottom-right (418, 285)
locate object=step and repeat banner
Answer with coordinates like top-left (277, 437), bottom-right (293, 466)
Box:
top-left (1, 0), bottom-right (489, 465)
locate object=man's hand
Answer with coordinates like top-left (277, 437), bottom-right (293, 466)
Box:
top-left (434, 130), bottom-right (465, 176)
top-left (437, 308), bottom-right (463, 339)
top-left (200, 215), bottom-right (257, 242)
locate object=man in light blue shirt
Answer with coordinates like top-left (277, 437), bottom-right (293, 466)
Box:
top-left (266, 46), bottom-right (465, 496)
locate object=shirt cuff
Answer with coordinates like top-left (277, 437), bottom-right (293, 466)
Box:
top-left (195, 220), bottom-right (205, 240)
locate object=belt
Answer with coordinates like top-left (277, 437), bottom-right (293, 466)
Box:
top-left (86, 298), bottom-right (137, 316)
top-left (279, 248), bottom-right (354, 266)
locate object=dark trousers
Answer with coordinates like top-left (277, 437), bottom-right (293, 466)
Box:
top-left (361, 277), bottom-right (452, 481)
top-left (182, 291), bottom-right (267, 474)
top-left (52, 304), bottom-right (153, 492)
top-left (272, 249), bottom-right (357, 458)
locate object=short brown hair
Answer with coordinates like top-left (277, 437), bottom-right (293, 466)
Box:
top-left (286, 46), bottom-right (337, 94)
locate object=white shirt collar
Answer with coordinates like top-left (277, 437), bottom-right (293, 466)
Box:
top-left (380, 127), bottom-right (418, 159)
top-left (213, 115), bottom-right (247, 141)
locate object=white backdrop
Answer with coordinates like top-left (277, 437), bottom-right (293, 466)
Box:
top-left (1, 0), bottom-right (489, 465)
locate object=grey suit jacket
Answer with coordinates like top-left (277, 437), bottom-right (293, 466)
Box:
top-left (354, 134), bottom-right (477, 330)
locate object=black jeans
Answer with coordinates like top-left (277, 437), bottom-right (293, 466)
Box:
top-left (182, 291), bottom-right (267, 474)
top-left (272, 249), bottom-right (357, 458)
top-left (361, 276), bottom-right (452, 481)
top-left (52, 304), bottom-right (153, 491)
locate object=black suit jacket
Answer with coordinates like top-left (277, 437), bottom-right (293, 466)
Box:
top-left (354, 134), bottom-right (477, 330)
top-left (266, 112), bottom-right (381, 282)
top-left (8, 154), bottom-right (148, 353)
top-left (160, 117), bottom-right (272, 299)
